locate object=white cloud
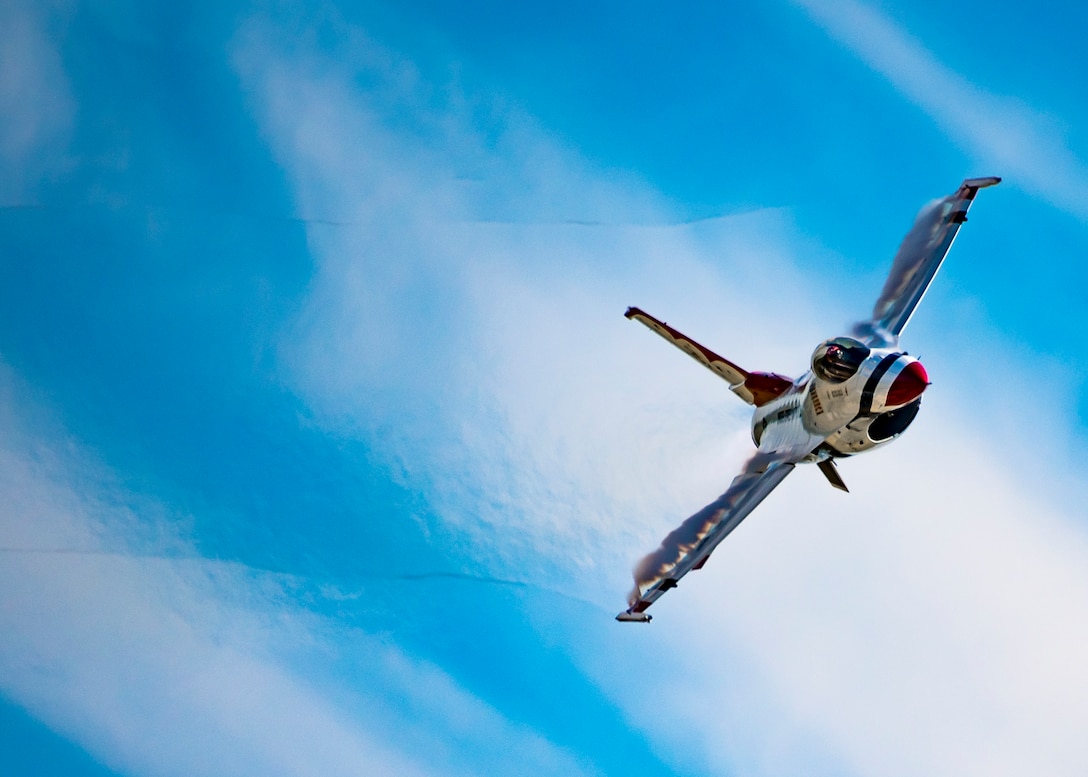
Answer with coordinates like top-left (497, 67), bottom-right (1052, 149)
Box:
top-left (0, 0), bottom-right (74, 204)
top-left (788, 0), bottom-right (1088, 220)
top-left (235, 10), bottom-right (1088, 777)
top-left (233, 13), bottom-right (842, 585)
top-left (642, 429), bottom-right (1088, 777)
top-left (0, 364), bottom-right (596, 777)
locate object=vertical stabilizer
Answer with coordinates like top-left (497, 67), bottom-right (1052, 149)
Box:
top-left (817, 459), bottom-right (849, 492)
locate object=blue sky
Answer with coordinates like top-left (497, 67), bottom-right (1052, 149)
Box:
top-left (2, 1), bottom-right (1088, 776)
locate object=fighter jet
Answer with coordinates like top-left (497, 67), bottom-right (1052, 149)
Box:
top-left (618, 177), bottom-right (1000, 622)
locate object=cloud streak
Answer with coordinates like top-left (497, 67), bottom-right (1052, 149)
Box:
top-left (0, 362), bottom-right (597, 777)
top-left (789, 0), bottom-right (1088, 220)
top-left (0, 1), bottom-right (73, 204)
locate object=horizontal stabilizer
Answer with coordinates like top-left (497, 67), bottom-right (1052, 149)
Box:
top-left (625, 307), bottom-right (792, 406)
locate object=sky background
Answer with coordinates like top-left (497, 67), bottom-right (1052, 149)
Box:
top-left (2, 1), bottom-right (1088, 776)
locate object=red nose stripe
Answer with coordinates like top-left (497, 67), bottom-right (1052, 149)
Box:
top-left (887, 361), bottom-right (929, 406)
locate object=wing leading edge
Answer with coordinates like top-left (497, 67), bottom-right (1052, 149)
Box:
top-left (618, 455), bottom-right (795, 622)
top-left (854, 176), bottom-right (1000, 347)
top-left (625, 307), bottom-right (792, 406)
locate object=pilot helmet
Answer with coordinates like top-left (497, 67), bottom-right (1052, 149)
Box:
top-left (811, 337), bottom-right (871, 383)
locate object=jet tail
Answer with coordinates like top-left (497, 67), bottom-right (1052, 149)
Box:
top-left (625, 307), bottom-right (792, 406)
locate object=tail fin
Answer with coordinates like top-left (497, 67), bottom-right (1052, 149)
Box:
top-left (625, 307), bottom-right (792, 406)
top-left (817, 458), bottom-right (849, 492)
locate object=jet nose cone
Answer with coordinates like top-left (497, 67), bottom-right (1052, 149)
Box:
top-left (887, 360), bottom-right (929, 406)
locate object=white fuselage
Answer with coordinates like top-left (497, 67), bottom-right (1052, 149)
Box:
top-left (751, 344), bottom-right (927, 462)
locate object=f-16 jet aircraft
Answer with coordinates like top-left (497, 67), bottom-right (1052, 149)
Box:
top-left (618, 177), bottom-right (1000, 622)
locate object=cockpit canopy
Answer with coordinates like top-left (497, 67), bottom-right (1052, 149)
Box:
top-left (811, 337), bottom-right (871, 383)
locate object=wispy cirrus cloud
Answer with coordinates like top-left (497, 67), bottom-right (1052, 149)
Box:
top-left (789, 0), bottom-right (1088, 220)
top-left (0, 1), bottom-right (73, 204)
top-left (0, 362), bottom-right (597, 777)
top-left (232, 12), bottom-right (833, 590)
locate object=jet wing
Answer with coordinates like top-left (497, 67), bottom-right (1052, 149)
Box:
top-left (617, 455), bottom-right (794, 622)
top-left (625, 306), bottom-right (792, 406)
top-left (854, 176), bottom-right (1000, 347)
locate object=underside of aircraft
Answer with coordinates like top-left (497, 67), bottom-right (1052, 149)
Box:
top-left (618, 176), bottom-right (1001, 622)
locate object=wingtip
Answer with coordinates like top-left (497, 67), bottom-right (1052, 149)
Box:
top-left (624, 306), bottom-right (641, 319)
top-left (963, 176), bottom-right (1001, 189)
